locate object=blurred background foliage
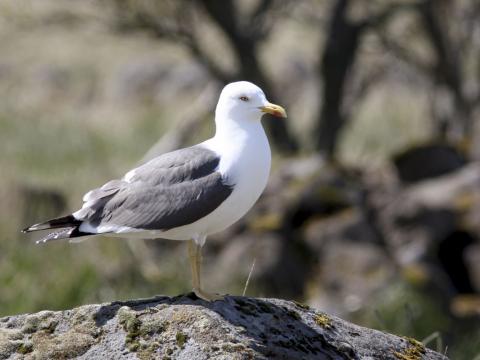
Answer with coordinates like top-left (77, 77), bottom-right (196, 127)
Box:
top-left (0, 0), bottom-right (479, 358)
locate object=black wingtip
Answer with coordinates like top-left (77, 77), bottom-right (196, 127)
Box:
top-left (20, 215), bottom-right (80, 234)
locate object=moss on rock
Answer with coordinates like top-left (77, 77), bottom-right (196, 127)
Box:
top-left (393, 337), bottom-right (427, 360)
top-left (0, 328), bottom-right (23, 357)
top-left (175, 331), bottom-right (187, 348)
top-left (0, 296), bottom-right (448, 360)
top-left (314, 312), bottom-right (333, 329)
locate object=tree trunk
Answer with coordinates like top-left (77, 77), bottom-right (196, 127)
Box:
top-left (315, 0), bottom-right (362, 158)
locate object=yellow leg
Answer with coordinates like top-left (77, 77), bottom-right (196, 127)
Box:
top-left (188, 239), bottom-right (223, 301)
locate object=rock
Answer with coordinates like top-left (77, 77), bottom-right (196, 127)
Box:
top-left (0, 295), bottom-right (448, 360)
top-left (392, 143), bottom-right (466, 184)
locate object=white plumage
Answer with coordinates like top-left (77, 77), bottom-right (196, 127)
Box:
top-left (23, 81), bottom-right (287, 301)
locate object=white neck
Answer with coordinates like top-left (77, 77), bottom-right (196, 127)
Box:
top-left (214, 112), bottom-right (264, 140)
top-left (202, 109), bottom-right (270, 179)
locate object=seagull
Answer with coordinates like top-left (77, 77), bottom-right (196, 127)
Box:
top-left (22, 81), bottom-right (287, 301)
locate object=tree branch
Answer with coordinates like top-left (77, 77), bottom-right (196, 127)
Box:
top-left (199, 0), bottom-right (299, 152)
top-left (112, 1), bottom-right (233, 83)
top-left (418, 0), bottom-right (472, 137)
top-left (314, 0), bottom-right (363, 157)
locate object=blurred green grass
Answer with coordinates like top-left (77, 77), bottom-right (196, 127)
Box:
top-left (0, 108), bottom-right (190, 316)
top-left (0, 3), bottom-right (212, 314)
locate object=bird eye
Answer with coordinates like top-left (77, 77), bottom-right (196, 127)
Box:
top-left (239, 96), bottom-right (249, 102)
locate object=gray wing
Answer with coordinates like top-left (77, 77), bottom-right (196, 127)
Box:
top-left (75, 145), bottom-right (234, 231)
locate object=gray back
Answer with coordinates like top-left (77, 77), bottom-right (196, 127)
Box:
top-left (77, 146), bottom-right (233, 231)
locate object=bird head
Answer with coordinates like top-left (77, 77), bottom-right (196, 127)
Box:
top-left (216, 81), bottom-right (287, 122)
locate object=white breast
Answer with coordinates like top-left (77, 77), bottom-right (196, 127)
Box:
top-left (156, 122), bottom-right (271, 241)
top-left (205, 124), bottom-right (271, 234)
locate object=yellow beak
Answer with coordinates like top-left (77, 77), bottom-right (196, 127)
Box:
top-left (260, 102), bottom-right (287, 118)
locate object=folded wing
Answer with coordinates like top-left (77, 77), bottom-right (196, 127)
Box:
top-left (25, 145), bottom-right (234, 242)
top-left (77, 145), bottom-right (234, 232)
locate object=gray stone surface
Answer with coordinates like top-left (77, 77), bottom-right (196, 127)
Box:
top-left (0, 295), bottom-right (448, 359)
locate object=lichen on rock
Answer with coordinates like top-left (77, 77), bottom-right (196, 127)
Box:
top-left (0, 295), bottom-right (449, 359)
